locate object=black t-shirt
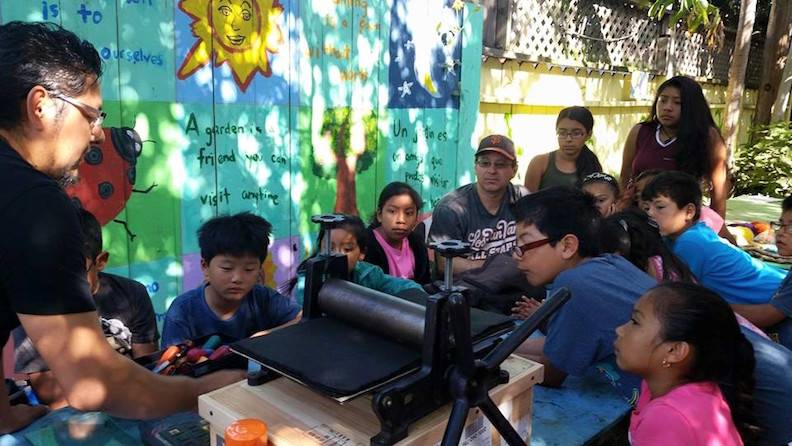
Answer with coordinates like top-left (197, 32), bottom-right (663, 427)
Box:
top-left (0, 139), bottom-right (95, 346)
top-left (94, 272), bottom-right (159, 346)
top-left (13, 272), bottom-right (160, 373)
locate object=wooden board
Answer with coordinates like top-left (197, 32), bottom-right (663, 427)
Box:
top-left (199, 356), bottom-right (543, 446)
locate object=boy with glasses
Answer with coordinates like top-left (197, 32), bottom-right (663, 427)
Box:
top-left (730, 194), bottom-right (792, 350)
top-left (511, 186), bottom-right (655, 400)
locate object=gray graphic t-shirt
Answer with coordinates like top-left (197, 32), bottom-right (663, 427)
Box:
top-left (428, 183), bottom-right (527, 261)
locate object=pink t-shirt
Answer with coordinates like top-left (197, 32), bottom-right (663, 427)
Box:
top-left (373, 228), bottom-right (415, 279)
top-left (629, 381), bottom-right (743, 446)
top-left (700, 205), bottom-right (724, 233)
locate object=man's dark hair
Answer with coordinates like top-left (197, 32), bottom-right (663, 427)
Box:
top-left (782, 195), bottom-right (792, 212)
top-left (198, 212), bottom-right (272, 263)
top-left (512, 186), bottom-right (602, 257)
top-left (76, 207), bottom-right (103, 261)
top-left (641, 171), bottom-right (702, 220)
top-left (0, 21), bottom-right (103, 129)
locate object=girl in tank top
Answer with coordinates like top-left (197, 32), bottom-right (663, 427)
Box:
top-left (619, 76), bottom-right (729, 219)
top-left (524, 106), bottom-right (602, 192)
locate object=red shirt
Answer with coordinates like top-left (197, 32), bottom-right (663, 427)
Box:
top-left (631, 123), bottom-right (681, 178)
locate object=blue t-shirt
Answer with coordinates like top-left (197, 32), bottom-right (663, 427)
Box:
top-left (544, 254), bottom-right (656, 401)
top-left (161, 284), bottom-right (300, 346)
top-left (669, 221), bottom-right (785, 304)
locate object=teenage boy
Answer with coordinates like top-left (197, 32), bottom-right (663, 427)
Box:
top-left (162, 212), bottom-right (301, 345)
top-left (642, 172), bottom-right (785, 306)
top-left (729, 195), bottom-right (792, 350)
top-left (12, 208), bottom-right (159, 407)
top-left (513, 187), bottom-right (792, 445)
top-left (512, 186), bottom-right (656, 401)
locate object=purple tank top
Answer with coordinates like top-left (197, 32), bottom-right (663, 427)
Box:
top-left (631, 123), bottom-right (680, 178)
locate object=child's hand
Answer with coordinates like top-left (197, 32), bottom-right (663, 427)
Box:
top-left (511, 296), bottom-right (543, 320)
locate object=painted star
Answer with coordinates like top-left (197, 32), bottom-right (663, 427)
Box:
top-left (398, 80), bottom-right (414, 98)
top-left (452, 0), bottom-right (465, 12)
top-left (443, 59), bottom-right (458, 77)
top-left (405, 40), bottom-right (414, 51)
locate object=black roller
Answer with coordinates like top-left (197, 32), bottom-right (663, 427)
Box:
top-left (318, 279), bottom-right (425, 347)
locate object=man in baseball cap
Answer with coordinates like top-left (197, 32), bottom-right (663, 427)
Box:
top-left (428, 134), bottom-right (526, 275)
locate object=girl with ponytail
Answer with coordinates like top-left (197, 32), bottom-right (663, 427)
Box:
top-left (524, 106), bottom-right (603, 192)
top-left (614, 282), bottom-right (758, 445)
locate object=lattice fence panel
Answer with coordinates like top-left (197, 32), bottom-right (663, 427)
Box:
top-left (493, 0), bottom-right (759, 85)
top-left (506, 0), bottom-right (660, 71)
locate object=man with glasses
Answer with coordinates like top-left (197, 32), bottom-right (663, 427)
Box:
top-left (0, 22), bottom-right (242, 434)
top-left (428, 134), bottom-right (527, 276)
top-left (731, 194), bottom-right (792, 350)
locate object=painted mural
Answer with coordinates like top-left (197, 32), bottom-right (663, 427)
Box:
top-left (0, 0), bottom-right (483, 328)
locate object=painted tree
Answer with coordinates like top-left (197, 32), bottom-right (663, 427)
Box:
top-left (307, 107), bottom-right (378, 216)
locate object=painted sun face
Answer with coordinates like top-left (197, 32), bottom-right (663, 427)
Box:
top-left (178, 0), bottom-right (283, 91)
top-left (211, 0), bottom-right (260, 50)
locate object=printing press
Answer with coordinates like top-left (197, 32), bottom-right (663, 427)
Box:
top-left (232, 214), bottom-right (570, 446)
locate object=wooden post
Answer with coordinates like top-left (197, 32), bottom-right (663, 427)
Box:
top-left (753, 0), bottom-right (792, 130)
top-left (723, 0), bottom-right (758, 159)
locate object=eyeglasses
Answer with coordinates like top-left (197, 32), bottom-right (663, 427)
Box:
top-left (512, 238), bottom-right (551, 257)
top-left (50, 93), bottom-right (106, 129)
top-left (476, 159), bottom-right (513, 170)
top-left (556, 129), bottom-right (586, 139)
top-left (771, 222), bottom-right (792, 234)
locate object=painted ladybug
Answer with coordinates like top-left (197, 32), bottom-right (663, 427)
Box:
top-left (66, 127), bottom-right (154, 239)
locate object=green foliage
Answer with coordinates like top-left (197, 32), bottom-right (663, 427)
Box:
top-left (648, 0), bottom-right (725, 48)
top-left (733, 122), bottom-right (792, 198)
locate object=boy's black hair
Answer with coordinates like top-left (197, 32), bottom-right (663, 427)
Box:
top-left (76, 207), bottom-right (103, 260)
top-left (640, 171), bottom-right (702, 220)
top-left (512, 186), bottom-right (602, 257)
top-left (600, 208), bottom-right (695, 283)
top-left (782, 195), bottom-right (792, 212)
top-left (198, 212), bottom-right (272, 263)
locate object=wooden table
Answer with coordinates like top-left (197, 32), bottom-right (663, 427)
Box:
top-left (199, 356), bottom-right (543, 446)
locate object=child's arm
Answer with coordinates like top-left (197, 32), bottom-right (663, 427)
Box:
top-left (251, 311), bottom-right (302, 337)
top-left (515, 337), bottom-right (568, 387)
top-left (731, 303), bottom-right (787, 328)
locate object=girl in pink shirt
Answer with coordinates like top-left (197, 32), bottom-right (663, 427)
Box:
top-left (614, 282), bottom-right (758, 446)
top-left (365, 182), bottom-right (430, 284)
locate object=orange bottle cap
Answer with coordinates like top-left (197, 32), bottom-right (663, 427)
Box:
top-left (224, 419), bottom-right (268, 446)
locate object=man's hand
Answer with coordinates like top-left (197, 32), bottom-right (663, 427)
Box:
top-left (511, 296), bottom-right (543, 320)
top-left (0, 403), bottom-right (48, 435)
